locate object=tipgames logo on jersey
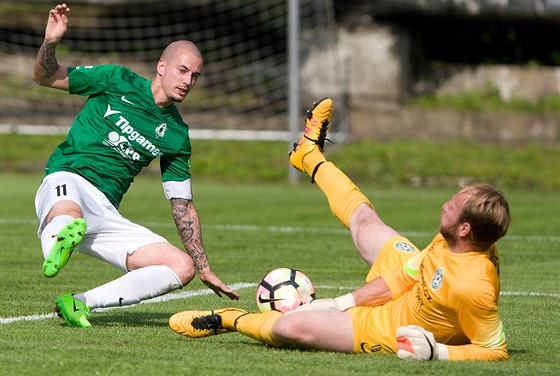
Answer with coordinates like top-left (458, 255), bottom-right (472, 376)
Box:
top-left (104, 131), bottom-right (141, 161)
top-left (102, 104), bottom-right (164, 161)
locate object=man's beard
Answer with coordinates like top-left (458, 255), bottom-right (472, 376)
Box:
top-left (440, 220), bottom-right (460, 247)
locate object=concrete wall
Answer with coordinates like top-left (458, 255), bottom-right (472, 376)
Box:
top-left (301, 24), bottom-right (560, 145)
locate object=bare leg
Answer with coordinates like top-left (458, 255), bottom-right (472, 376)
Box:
top-left (348, 203), bottom-right (401, 267)
top-left (271, 311), bottom-right (355, 352)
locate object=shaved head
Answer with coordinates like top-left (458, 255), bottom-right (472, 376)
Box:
top-left (160, 40), bottom-right (202, 63)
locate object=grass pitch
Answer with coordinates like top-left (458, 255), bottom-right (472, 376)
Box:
top-left (0, 172), bottom-right (558, 375)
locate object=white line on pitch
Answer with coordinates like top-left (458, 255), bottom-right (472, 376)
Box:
top-left (1, 283), bottom-right (558, 325)
top-left (1, 218), bottom-right (559, 243)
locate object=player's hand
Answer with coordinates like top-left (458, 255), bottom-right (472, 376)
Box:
top-left (198, 270), bottom-right (241, 300)
top-left (396, 325), bottom-right (448, 360)
top-left (286, 290), bottom-right (355, 314)
top-left (45, 4), bottom-right (70, 43)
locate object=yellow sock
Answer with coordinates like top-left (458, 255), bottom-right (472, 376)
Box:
top-left (313, 161), bottom-right (373, 228)
top-left (233, 311), bottom-right (286, 347)
top-left (301, 147), bottom-right (326, 176)
top-left (219, 309), bottom-right (248, 331)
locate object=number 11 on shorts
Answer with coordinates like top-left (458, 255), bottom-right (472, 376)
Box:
top-left (55, 184), bottom-right (67, 197)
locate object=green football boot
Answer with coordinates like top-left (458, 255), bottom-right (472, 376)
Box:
top-left (43, 218), bottom-right (87, 278)
top-left (55, 293), bottom-right (92, 328)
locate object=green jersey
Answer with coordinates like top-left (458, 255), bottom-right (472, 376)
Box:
top-left (45, 65), bottom-right (192, 207)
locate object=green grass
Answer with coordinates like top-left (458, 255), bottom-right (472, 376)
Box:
top-left (0, 172), bottom-right (559, 375)
top-left (1, 135), bottom-right (559, 190)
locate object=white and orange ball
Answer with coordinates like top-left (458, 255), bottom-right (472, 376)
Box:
top-left (255, 268), bottom-right (316, 313)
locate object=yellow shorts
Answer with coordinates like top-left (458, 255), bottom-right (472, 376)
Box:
top-left (349, 236), bottom-right (420, 353)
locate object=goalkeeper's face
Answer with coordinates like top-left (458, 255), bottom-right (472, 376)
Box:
top-left (439, 190), bottom-right (472, 246)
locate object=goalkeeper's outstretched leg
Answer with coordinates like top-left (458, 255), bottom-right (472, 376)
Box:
top-left (168, 306), bottom-right (354, 352)
top-left (289, 98), bottom-right (401, 266)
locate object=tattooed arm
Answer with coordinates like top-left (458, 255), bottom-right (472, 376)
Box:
top-left (33, 3), bottom-right (70, 90)
top-left (171, 198), bottom-right (210, 273)
top-left (171, 198), bottom-right (240, 300)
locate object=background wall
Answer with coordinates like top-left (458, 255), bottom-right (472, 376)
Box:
top-left (1, 0), bottom-right (559, 145)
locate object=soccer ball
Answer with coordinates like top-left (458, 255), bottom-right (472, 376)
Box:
top-left (255, 267), bottom-right (315, 313)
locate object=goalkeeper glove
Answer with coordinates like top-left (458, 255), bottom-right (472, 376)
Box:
top-left (396, 325), bottom-right (449, 361)
top-left (286, 289), bottom-right (356, 314)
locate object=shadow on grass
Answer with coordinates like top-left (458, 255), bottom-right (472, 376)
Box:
top-left (507, 348), bottom-right (529, 355)
top-left (87, 311), bottom-right (173, 327)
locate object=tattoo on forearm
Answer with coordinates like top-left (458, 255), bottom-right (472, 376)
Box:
top-left (39, 41), bottom-right (59, 79)
top-left (171, 199), bottom-right (209, 271)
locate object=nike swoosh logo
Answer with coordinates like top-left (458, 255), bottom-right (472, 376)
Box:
top-left (121, 95), bottom-right (135, 105)
top-left (257, 294), bottom-right (284, 304)
top-left (72, 297), bottom-right (80, 312)
top-left (360, 342), bottom-right (382, 353)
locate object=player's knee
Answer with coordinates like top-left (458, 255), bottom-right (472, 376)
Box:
top-left (349, 204), bottom-right (384, 233)
top-left (170, 259), bottom-right (195, 285)
top-left (46, 200), bottom-right (83, 223)
top-left (162, 252), bottom-right (195, 285)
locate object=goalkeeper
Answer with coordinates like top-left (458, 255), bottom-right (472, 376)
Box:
top-left (33, 3), bottom-right (240, 328)
top-left (169, 98), bottom-right (511, 361)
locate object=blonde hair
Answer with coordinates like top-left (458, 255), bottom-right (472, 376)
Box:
top-left (459, 183), bottom-right (511, 248)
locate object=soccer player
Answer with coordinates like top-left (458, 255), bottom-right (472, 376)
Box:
top-left (33, 3), bottom-right (240, 328)
top-left (168, 98), bottom-right (511, 361)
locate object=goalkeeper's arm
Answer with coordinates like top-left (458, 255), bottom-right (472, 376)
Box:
top-left (289, 276), bottom-right (393, 313)
top-left (292, 250), bottom-right (422, 313)
top-left (396, 325), bottom-right (508, 361)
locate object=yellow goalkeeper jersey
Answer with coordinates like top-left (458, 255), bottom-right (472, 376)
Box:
top-left (354, 234), bottom-right (507, 361)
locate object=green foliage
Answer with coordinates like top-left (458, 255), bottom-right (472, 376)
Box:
top-left (1, 135), bottom-right (558, 190)
top-left (328, 140), bottom-right (560, 190)
top-left (0, 173), bottom-right (559, 375)
top-left (408, 83), bottom-right (560, 113)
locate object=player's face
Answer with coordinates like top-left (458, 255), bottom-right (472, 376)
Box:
top-left (439, 189), bottom-right (472, 243)
top-left (161, 51), bottom-right (202, 103)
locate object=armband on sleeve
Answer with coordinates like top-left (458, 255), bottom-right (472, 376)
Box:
top-left (163, 179), bottom-right (192, 200)
top-left (382, 252), bottom-right (423, 299)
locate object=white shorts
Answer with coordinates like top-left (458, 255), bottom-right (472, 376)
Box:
top-left (35, 171), bottom-right (168, 272)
